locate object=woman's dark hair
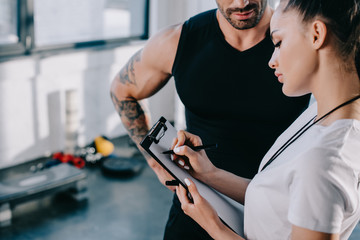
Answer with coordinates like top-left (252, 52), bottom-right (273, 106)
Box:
top-left (281, 0), bottom-right (360, 75)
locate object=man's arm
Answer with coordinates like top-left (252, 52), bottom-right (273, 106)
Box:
top-left (110, 24), bottom-right (182, 190)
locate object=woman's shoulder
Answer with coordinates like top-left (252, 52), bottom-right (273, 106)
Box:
top-left (316, 119), bottom-right (360, 153)
top-left (297, 119), bottom-right (360, 173)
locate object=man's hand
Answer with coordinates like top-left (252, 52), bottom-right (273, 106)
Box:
top-left (148, 157), bottom-right (177, 192)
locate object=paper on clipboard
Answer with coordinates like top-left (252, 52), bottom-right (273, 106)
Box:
top-left (140, 116), bottom-right (244, 236)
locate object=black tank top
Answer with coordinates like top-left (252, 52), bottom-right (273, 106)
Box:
top-left (172, 9), bottom-right (310, 178)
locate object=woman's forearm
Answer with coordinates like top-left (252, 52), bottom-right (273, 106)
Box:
top-left (209, 218), bottom-right (245, 240)
top-left (200, 167), bottom-right (251, 204)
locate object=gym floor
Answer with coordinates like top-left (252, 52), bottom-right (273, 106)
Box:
top-left (0, 136), bottom-right (173, 240)
top-left (0, 136), bottom-right (360, 240)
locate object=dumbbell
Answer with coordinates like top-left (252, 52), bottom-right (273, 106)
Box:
top-left (51, 152), bottom-right (86, 169)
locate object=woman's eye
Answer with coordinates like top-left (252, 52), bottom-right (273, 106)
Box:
top-left (274, 41), bottom-right (281, 48)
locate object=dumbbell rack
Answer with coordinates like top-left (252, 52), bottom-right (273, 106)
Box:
top-left (0, 157), bottom-right (87, 227)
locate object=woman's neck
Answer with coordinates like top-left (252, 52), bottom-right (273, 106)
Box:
top-left (312, 64), bottom-right (360, 125)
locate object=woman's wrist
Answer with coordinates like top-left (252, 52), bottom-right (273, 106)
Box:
top-left (210, 219), bottom-right (244, 240)
top-left (198, 165), bottom-right (220, 184)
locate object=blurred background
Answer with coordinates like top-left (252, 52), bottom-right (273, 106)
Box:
top-left (0, 0), bottom-right (359, 240)
top-left (0, 0), bottom-right (282, 169)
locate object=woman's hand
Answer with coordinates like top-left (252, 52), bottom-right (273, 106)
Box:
top-left (176, 178), bottom-right (223, 237)
top-left (176, 178), bottom-right (244, 240)
top-left (171, 130), bottom-right (217, 181)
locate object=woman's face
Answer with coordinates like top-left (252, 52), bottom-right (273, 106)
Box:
top-left (268, 7), bottom-right (317, 96)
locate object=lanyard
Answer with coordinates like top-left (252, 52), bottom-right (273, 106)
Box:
top-left (260, 95), bottom-right (360, 172)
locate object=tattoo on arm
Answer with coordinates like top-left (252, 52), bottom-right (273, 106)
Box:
top-left (118, 50), bottom-right (142, 86)
top-left (110, 93), bottom-right (148, 143)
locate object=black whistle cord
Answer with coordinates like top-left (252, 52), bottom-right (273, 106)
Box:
top-left (261, 94), bottom-right (360, 172)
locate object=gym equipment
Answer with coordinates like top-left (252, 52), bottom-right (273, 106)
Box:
top-left (47, 136), bottom-right (115, 168)
top-left (101, 155), bottom-right (145, 177)
top-left (76, 136), bottom-right (115, 165)
top-left (93, 136), bottom-right (114, 157)
top-left (0, 162), bottom-right (87, 227)
top-left (50, 152), bottom-right (86, 169)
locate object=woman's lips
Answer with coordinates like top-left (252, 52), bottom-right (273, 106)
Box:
top-left (275, 72), bottom-right (283, 83)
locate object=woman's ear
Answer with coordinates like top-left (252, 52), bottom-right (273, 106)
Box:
top-left (310, 20), bottom-right (327, 50)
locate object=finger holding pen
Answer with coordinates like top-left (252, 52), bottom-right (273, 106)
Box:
top-left (177, 130), bottom-right (203, 148)
top-left (171, 145), bottom-right (191, 171)
top-left (172, 145), bottom-right (195, 171)
top-left (171, 131), bottom-right (217, 181)
top-left (168, 133), bottom-right (190, 170)
top-left (170, 130), bottom-right (201, 170)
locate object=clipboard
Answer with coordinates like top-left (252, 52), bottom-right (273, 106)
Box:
top-left (140, 116), bottom-right (244, 236)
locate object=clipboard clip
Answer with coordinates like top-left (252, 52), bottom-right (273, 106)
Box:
top-left (148, 120), bottom-right (167, 144)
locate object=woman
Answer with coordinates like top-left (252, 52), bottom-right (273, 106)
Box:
top-left (172, 0), bottom-right (360, 239)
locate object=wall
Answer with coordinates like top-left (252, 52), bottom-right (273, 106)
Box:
top-left (0, 44), bottom-right (144, 168)
top-left (0, 1), bottom-right (216, 169)
top-left (0, 0), bottom-right (280, 168)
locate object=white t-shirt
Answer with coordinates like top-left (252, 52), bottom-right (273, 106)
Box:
top-left (244, 102), bottom-right (360, 240)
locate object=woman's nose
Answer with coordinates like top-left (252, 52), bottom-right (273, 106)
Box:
top-left (268, 52), bottom-right (278, 69)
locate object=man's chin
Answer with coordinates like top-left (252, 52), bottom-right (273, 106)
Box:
top-left (230, 19), bottom-right (258, 30)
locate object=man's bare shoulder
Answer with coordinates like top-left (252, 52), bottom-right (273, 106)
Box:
top-left (142, 23), bottom-right (183, 74)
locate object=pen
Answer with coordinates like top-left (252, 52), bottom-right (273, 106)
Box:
top-left (162, 143), bottom-right (218, 154)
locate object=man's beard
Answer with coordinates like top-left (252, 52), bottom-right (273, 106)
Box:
top-left (220, 2), bottom-right (266, 30)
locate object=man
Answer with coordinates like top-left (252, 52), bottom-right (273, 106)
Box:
top-left (110, 0), bottom-right (310, 239)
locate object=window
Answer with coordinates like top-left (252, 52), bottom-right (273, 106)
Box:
top-left (0, 0), bottom-right (149, 58)
top-left (0, 0), bottom-right (18, 45)
top-left (0, 0), bottom-right (27, 57)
